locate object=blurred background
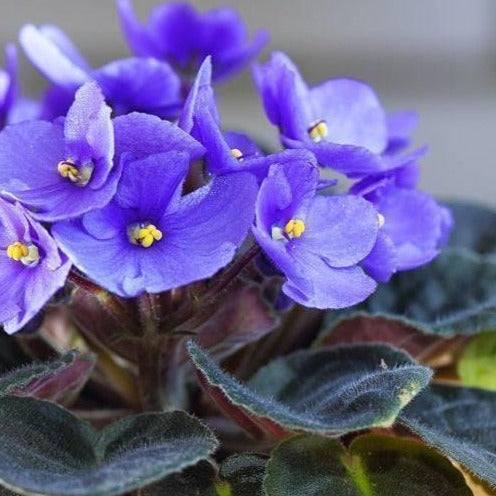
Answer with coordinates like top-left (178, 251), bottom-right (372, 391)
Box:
top-left (1, 0), bottom-right (495, 205)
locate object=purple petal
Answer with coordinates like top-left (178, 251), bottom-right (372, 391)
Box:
top-left (179, 56), bottom-right (217, 133)
top-left (310, 78), bottom-right (387, 154)
top-left (39, 25), bottom-right (91, 72)
top-left (253, 52), bottom-right (311, 140)
top-left (253, 228), bottom-right (376, 309)
top-left (19, 24), bottom-right (90, 89)
top-left (293, 194), bottom-right (379, 268)
top-left (223, 131), bottom-right (262, 158)
top-left (0, 121), bottom-right (65, 190)
top-left (139, 172), bottom-right (258, 293)
top-left (52, 217), bottom-right (144, 297)
top-left (117, 0), bottom-right (159, 57)
top-left (115, 151), bottom-right (191, 218)
top-left (255, 152), bottom-right (319, 233)
top-left (114, 112), bottom-right (204, 163)
top-left (0, 44), bottom-right (18, 125)
top-left (385, 111), bottom-right (418, 154)
top-left (8, 160), bottom-right (122, 222)
top-left (362, 231), bottom-right (398, 283)
top-left (0, 200), bottom-right (70, 334)
top-left (282, 136), bottom-right (385, 177)
top-left (64, 82), bottom-right (113, 188)
top-left (377, 187), bottom-right (446, 270)
top-left (92, 57), bottom-right (182, 117)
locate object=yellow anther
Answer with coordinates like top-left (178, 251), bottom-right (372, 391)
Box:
top-left (308, 120), bottom-right (328, 143)
top-left (129, 223), bottom-right (163, 248)
top-left (231, 148), bottom-right (244, 161)
top-left (377, 213), bottom-right (385, 228)
top-left (6, 242), bottom-right (40, 266)
top-left (284, 219), bottom-right (306, 239)
top-left (57, 159), bottom-right (93, 186)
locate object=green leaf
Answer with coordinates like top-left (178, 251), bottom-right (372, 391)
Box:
top-left (189, 341), bottom-right (431, 438)
top-left (142, 454), bottom-right (266, 496)
top-left (142, 460), bottom-right (217, 496)
top-left (321, 249), bottom-right (496, 339)
top-left (0, 396), bottom-right (218, 496)
top-left (0, 350), bottom-right (96, 403)
top-left (264, 434), bottom-right (472, 495)
top-left (458, 332), bottom-right (496, 390)
top-left (399, 384), bottom-right (496, 486)
top-left (447, 201), bottom-right (496, 255)
top-left (218, 454), bottom-right (266, 496)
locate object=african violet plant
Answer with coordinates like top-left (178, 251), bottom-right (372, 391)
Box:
top-left (0, 1), bottom-right (495, 495)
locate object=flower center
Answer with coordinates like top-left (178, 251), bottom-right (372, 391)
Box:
top-left (57, 159), bottom-right (93, 186)
top-left (6, 241), bottom-right (40, 267)
top-left (271, 219), bottom-right (306, 241)
top-left (231, 148), bottom-right (244, 161)
top-left (308, 120), bottom-right (328, 143)
top-left (128, 223), bottom-right (163, 248)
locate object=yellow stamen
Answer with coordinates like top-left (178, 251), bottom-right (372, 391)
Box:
top-left (231, 148), bottom-right (244, 161)
top-left (377, 213), bottom-right (385, 228)
top-left (284, 219), bottom-right (306, 239)
top-left (57, 159), bottom-right (93, 186)
top-left (308, 120), bottom-right (328, 143)
top-left (6, 242), bottom-right (40, 266)
top-left (129, 223), bottom-right (163, 248)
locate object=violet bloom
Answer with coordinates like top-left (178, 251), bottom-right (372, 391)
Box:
top-left (352, 165), bottom-right (453, 281)
top-left (117, 0), bottom-right (269, 82)
top-left (181, 57), bottom-right (304, 183)
top-left (0, 199), bottom-right (70, 334)
top-left (0, 44), bottom-right (18, 128)
top-left (0, 81), bottom-right (120, 222)
top-left (52, 152), bottom-right (258, 297)
top-left (253, 151), bottom-right (380, 309)
top-left (19, 24), bottom-right (182, 119)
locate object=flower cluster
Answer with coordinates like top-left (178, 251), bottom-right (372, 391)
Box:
top-left (0, 0), bottom-right (451, 334)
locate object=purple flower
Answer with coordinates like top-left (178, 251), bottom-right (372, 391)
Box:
top-left (253, 52), bottom-right (393, 177)
top-left (0, 81), bottom-right (121, 222)
top-left (385, 111), bottom-right (418, 155)
top-left (252, 151), bottom-right (380, 309)
top-left (117, 0), bottom-right (269, 82)
top-left (0, 44), bottom-right (18, 128)
top-left (19, 24), bottom-right (182, 119)
top-left (352, 165), bottom-right (453, 280)
top-left (0, 199), bottom-right (70, 334)
top-left (52, 151), bottom-right (258, 297)
top-left (181, 57), bottom-right (304, 183)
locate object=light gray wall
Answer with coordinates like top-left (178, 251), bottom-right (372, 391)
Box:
top-left (1, 0), bottom-right (495, 205)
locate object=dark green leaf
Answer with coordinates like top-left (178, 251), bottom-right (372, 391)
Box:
top-left (265, 434), bottom-right (472, 496)
top-left (264, 434), bottom-right (471, 495)
top-left (0, 396), bottom-right (218, 496)
top-left (399, 384), bottom-right (496, 486)
top-left (447, 201), bottom-right (496, 255)
top-left (142, 460), bottom-right (217, 496)
top-left (218, 454), bottom-right (266, 496)
top-left (0, 350), bottom-right (95, 403)
top-left (189, 341), bottom-right (431, 438)
top-left (322, 249), bottom-right (496, 338)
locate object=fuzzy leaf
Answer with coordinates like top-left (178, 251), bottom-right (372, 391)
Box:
top-left (0, 350), bottom-right (95, 403)
top-left (218, 454), bottom-right (266, 496)
top-left (323, 249), bottom-right (496, 338)
top-left (0, 396), bottom-right (218, 496)
top-left (264, 434), bottom-right (471, 495)
top-left (399, 384), bottom-right (496, 486)
top-left (188, 342), bottom-right (432, 438)
top-left (447, 201), bottom-right (496, 255)
top-left (142, 460), bottom-right (217, 496)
